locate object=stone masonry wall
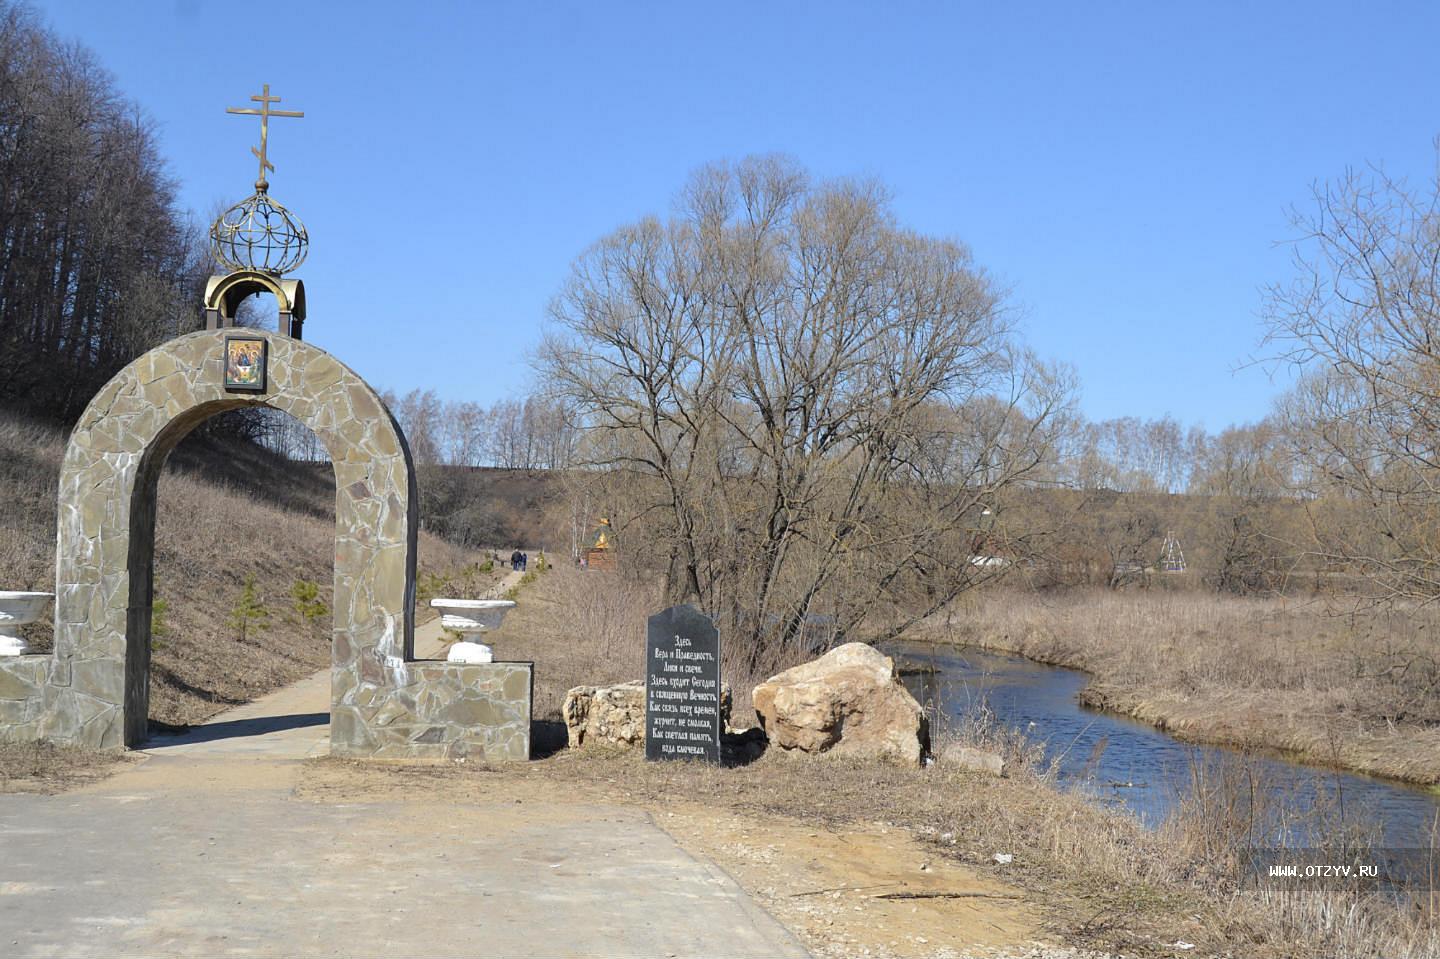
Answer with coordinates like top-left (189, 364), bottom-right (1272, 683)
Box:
top-left (0, 329), bottom-right (531, 760)
top-left (0, 656), bottom-right (48, 743)
top-left (333, 661), bottom-right (532, 760)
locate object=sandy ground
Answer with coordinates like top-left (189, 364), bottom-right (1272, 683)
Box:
top-left (663, 808), bottom-right (1045, 958)
top-left (299, 758), bottom-right (1061, 959)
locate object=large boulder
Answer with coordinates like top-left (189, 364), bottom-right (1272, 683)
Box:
top-left (563, 680), bottom-right (734, 749)
top-left (563, 680), bottom-right (645, 748)
top-left (752, 643), bottom-right (928, 764)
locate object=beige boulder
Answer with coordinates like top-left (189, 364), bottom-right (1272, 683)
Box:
top-left (563, 680), bottom-right (733, 749)
top-left (563, 680), bottom-right (645, 748)
top-left (752, 643), bottom-right (928, 764)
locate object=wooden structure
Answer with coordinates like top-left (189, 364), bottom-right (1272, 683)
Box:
top-left (584, 518), bottom-right (617, 571)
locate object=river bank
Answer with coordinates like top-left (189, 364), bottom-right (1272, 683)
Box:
top-left (307, 718), bottom-right (1439, 958)
top-left (475, 567), bottom-right (1436, 958)
top-left (7, 565), bottom-right (1439, 956)
top-left (918, 589), bottom-right (1440, 787)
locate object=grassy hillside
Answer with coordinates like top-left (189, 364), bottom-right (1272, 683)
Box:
top-left (0, 410), bottom-right (495, 727)
top-left (418, 464), bottom-right (565, 552)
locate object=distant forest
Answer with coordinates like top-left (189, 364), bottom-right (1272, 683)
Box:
top-left (6, 0), bottom-right (1440, 638)
top-left (0, 2), bottom-right (207, 422)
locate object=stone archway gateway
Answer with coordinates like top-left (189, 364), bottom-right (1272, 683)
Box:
top-left (0, 329), bottom-right (531, 759)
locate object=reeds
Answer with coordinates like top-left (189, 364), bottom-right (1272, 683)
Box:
top-left (931, 588), bottom-right (1440, 783)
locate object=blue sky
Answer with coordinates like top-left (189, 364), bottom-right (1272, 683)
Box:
top-left (35, 1), bottom-right (1440, 430)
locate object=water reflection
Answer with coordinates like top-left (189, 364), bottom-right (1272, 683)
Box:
top-left (887, 642), bottom-right (1440, 849)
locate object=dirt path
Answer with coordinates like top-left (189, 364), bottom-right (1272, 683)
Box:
top-left (0, 574), bottom-right (808, 958)
top-left (299, 758), bottom-right (1067, 959)
top-left (660, 806), bottom-right (1047, 958)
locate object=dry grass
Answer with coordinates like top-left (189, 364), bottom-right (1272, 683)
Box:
top-left (483, 563), bottom-right (803, 721)
top-left (318, 562), bottom-right (1440, 957)
top-left (0, 742), bottom-right (129, 794)
top-left (923, 588), bottom-right (1440, 784)
top-left (481, 564), bottom-right (656, 721)
top-left (0, 409), bottom-right (488, 727)
top-left (455, 566), bottom-right (1440, 956)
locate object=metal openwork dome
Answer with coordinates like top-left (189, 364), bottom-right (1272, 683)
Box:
top-left (209, 188), bottom-right (309, 275)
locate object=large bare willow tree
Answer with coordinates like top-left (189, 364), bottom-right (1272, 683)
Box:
top-left (540, 157), bottom-right (1067, 668)
top-left (1266, 146), bottom-right (1440, 600)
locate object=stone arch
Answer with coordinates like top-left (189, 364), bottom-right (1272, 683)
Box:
top-left (50, 330), bottom-right (416, 749)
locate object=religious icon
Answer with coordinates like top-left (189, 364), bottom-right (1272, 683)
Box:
top-left (224, 336), bottom-right (267, 392)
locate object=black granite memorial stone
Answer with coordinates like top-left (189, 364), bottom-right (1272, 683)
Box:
top-left (645, 604), bottom-right (722, 763)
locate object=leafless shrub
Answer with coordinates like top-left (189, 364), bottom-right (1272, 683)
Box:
top-left (549, 566), bottom-right (657, 666)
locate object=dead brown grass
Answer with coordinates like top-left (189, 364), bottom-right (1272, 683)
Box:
top-left (410, 565), bottom-right (1440, 958)
top-left (0, 742), bottom-right (130, 794)
top-left (479, 564), bottom-right (653, 721)
top-left (923, 588), bottom-right (1440, 785)
top-left (0, 409), bottom-right (487, 727)
top-left (482, 563), bottom-right (800, 721)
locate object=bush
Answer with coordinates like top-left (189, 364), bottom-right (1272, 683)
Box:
top-left (416, 571), bottom-right (449, 606)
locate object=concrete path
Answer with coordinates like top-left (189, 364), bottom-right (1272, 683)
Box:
top-left (0, 575), bottom-right (809, 958)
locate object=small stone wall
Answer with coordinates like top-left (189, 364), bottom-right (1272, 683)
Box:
top-left (2, 654), bottom-right (533, 762)
top-left (332, 660), bottom-right (532, 761)
top-left (0, 656), bottom-right (48, 741)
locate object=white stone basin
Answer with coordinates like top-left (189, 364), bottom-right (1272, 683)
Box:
top-left (430, 598), bottom-right (516, 635)
top-left (0, 591), bottom-right (52, 656)
top-left (446, 641), bottom-right (494, 664)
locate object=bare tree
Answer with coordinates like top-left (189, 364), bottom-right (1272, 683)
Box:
top-left (0, 2), bottom-right (206, 421)
top-left (438, 400), bottom-right (487, 467)
top-left (388, 388), bottom-right (443, 466)
top-left (539, 156), bottom-right (1069, 669)
top-left (1264, 145), bottom-right (1440, 600)
top-left (1188, 422), bottom-right (1287, 499)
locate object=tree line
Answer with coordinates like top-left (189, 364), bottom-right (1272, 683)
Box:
top-left (7, 2), bottom-right (1440, 661)
top-left (0, 2), bottom-right (205, 422)
top-left (384, 389), bottom-right (578, 471)
top-left (1039, 414), bottom-right (1285, 498)
top-left (256, 389), bottom-right (579, 473)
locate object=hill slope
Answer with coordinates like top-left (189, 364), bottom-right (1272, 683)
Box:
top-left (0, 411), bottom-right (494, 727)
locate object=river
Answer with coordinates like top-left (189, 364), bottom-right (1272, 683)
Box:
top-left (887, 642), bottom-right (1440, 851)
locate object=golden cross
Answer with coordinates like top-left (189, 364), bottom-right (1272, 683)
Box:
top-left (226, 83), bottom-right (304, 191)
